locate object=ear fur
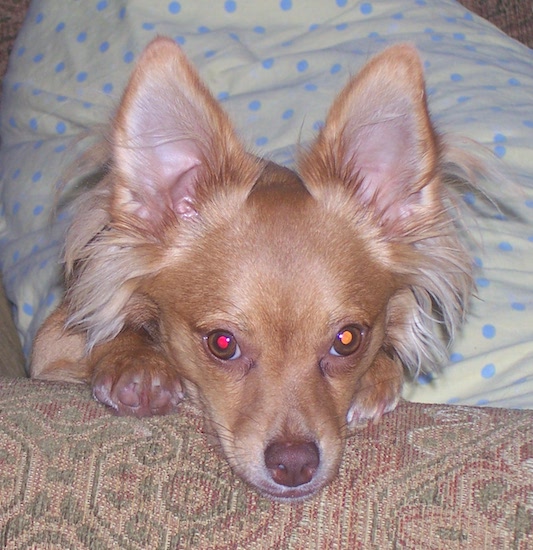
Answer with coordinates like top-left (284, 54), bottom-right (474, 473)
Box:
top-left (301, 44), bottom-right (440, 236)
top-left (111, 37), bottom-right (254, 231)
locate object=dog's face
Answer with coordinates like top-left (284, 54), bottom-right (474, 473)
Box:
top-left (142, 162), bottom-right (401, 499)
top-left (47, 38), bottom-right (473, 500)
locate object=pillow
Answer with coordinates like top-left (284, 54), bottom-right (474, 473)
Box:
top-left (1, 0), bottom-right (532, 408)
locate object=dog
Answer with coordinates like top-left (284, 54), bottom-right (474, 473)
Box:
top-left (31, 37), bottom-right (477, 500)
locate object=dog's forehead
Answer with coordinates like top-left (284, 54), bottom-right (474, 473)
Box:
top-left (196, 162), bottom-right (396, 327)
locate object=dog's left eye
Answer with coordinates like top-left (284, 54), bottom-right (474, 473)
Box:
top-left (329, 325), bottom-right (364, 357)
top-left (205, 330), bottom-right (242, 361)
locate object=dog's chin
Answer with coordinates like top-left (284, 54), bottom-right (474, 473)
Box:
top-left (251, 472), bottom-right (333, 502)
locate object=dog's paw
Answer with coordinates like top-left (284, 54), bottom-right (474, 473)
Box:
top-left (91, 349), bottom-right (184, 417)
top-left (346, 356), bottom-right (403, 427)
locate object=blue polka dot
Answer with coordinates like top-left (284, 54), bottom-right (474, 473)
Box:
top-left (77, 32), bottom-right (87, 43)
top-left (282, 109), bottom-right (294, 120)
top-left (463, 192), bottom-right (476, 205)
top-left (417, 372), bottom-right (433, 385)
top-left (330, 63), bottom-right (342, 74)
top-left (508, 78), bottom-right (521, 86)
top-left (198, 26), bottom-right (210, 34)
top-left (498, 241), bottom-right (513, 252)
top-left (33, 205), bottom-right (44, 216)
top-left (119, 7), bottom-right (126, 19)
top-left (32, 171), bottom-right (42, 183)
top-left (55, 22), bottom-right (65, 32)
top-left (360, 3), bottom-right (372, 15)
top-left (256, 136), bottom-right (268, 146)
top-left (76, 72), bottom-right (88, 83)
top-left (481, 363), bottom-right (496, 378)
top-left (476, 277), bottom-right (490, 288)
top-left (248, 100), bottom-right (261, 111)
top-left (525, 199), bottom-right (533, 208)
top-left (217, 91), bottom-right (229, 100)
top-left (262, 58), bottom-right (274, 69)
top-left (523, 120), bottom-right (533, 128)
top-left (33, 53), bottom-right (44, 63)
top-left (169, 1), bottom-right (181, 14)
top-left (29, 118), bottom-right (38, 131)
top-left (297, 60), bottom-right (309, 72)
top-left (16, 46), bottom-right (25, 57)
top-left (124, 51), bottom-right (134, 63)
top-left (56, 122), bottom-right (66, 134)
top-left (97, 0), bottom-right (108, 10)
top-left (450, 352), bottom-right (463, 363)
top-left (205, 50), bottom-right (216, 58)
top-left (12, 202), bottom-right (20, 215)
top-left (336, 0), bottom-right (347, 6)
top-left (494, 145), bottom-right (506, 158)
top-left (447, 397), bottom-right (460, 404)
top-left (305, 83), bottom-right (317, 91)
top-left (457, 96), bottom-right (471, 103)
top-left (175, 36), bottom-right (186, 45)
top-left (229, 33), bottom-right (240, 41)
top-left (225, 0), bottom-right (237, 12)
top-left (35, 13), bottom-right (44, 24)
top-left (12, 169), bottom-right (20, 180)
top-left (9, 117), bottom-right (17, 128)
top-left (511, 302), bottom-right (525, 311)
top-left (313, 120), bottom-right (324, 131)
top-left (45, 292), bottom-right (56, 306)
top-left (494, 133), bottom-right (507, 143)
top-left (451, 73), bottom-right (463, 82)
top-left (464, 12), bottom-right (474, 21)
top-left (23, 303), bottom-right (34, 316)
top-left (431, 34), bottom-right (444, 42)
top-left (392, 12), bottom-right (404, 20)
top-left (100, 41), bottom-right (109, 53)
top-left (454, 33), bottom-right (466, 40)
top-left (103, 83), bottom-right (113, 94)
top-left (482, 324), bottom-right (496, 339)
top-left (336, 23), bottom-right (348, 31)
top-left (12, 250), bottom-right (20, 262)
top-left (280, 0), bottom-right (292, 10)
top-left (55, 144), bottom-right (66, 153)
top-left (142, 23), bottom-right (155, 30)
top-left (55, 62), bottom-right (65, 73)
top-left (254, 26), bottom-right (266, 34)
top-left (476, 399), bottom-right (490, 406)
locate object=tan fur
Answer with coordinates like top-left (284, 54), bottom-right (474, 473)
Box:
top-left (32, 39), bottom-right (479, 500)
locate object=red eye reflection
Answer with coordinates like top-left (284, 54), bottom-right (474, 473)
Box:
top-left (206, 330), bottom-right (241, 361)
top-left (330, 325), bottom-right (364, 357)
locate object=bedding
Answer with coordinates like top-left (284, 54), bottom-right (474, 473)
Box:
top-left (0, 0), bottom-right (532, 409)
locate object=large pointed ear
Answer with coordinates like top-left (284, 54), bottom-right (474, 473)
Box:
top-left (300, 44), bottom-right (440, 234)
top-left (110, 37), bottom-right (254, 230)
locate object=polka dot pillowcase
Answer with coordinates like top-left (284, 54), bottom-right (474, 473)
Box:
top-left (0, 0), bottom-right (532, 408)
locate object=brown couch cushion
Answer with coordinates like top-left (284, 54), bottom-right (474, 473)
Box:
top-left (1, 378), bottom-right (532, 548)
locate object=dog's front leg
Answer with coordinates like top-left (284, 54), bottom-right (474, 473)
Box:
top-left (347, 353), bottom-right (404, 426)
top-left (89, 329), bottom-right (184, 417)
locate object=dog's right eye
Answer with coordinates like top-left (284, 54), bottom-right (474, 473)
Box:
top-left (205, 330), bottom-right (241, 361)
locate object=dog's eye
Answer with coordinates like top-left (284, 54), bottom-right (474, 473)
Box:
top-left (205, 330), bottom-right (241, 361)
top-left (329, 325), bottom-right (364, 357)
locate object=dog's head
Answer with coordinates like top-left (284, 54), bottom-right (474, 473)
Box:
top-left (68, 39), bottom-right (474, 499)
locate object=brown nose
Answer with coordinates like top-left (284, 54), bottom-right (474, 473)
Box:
top-left (264, 441), bottom-right (320, 487)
